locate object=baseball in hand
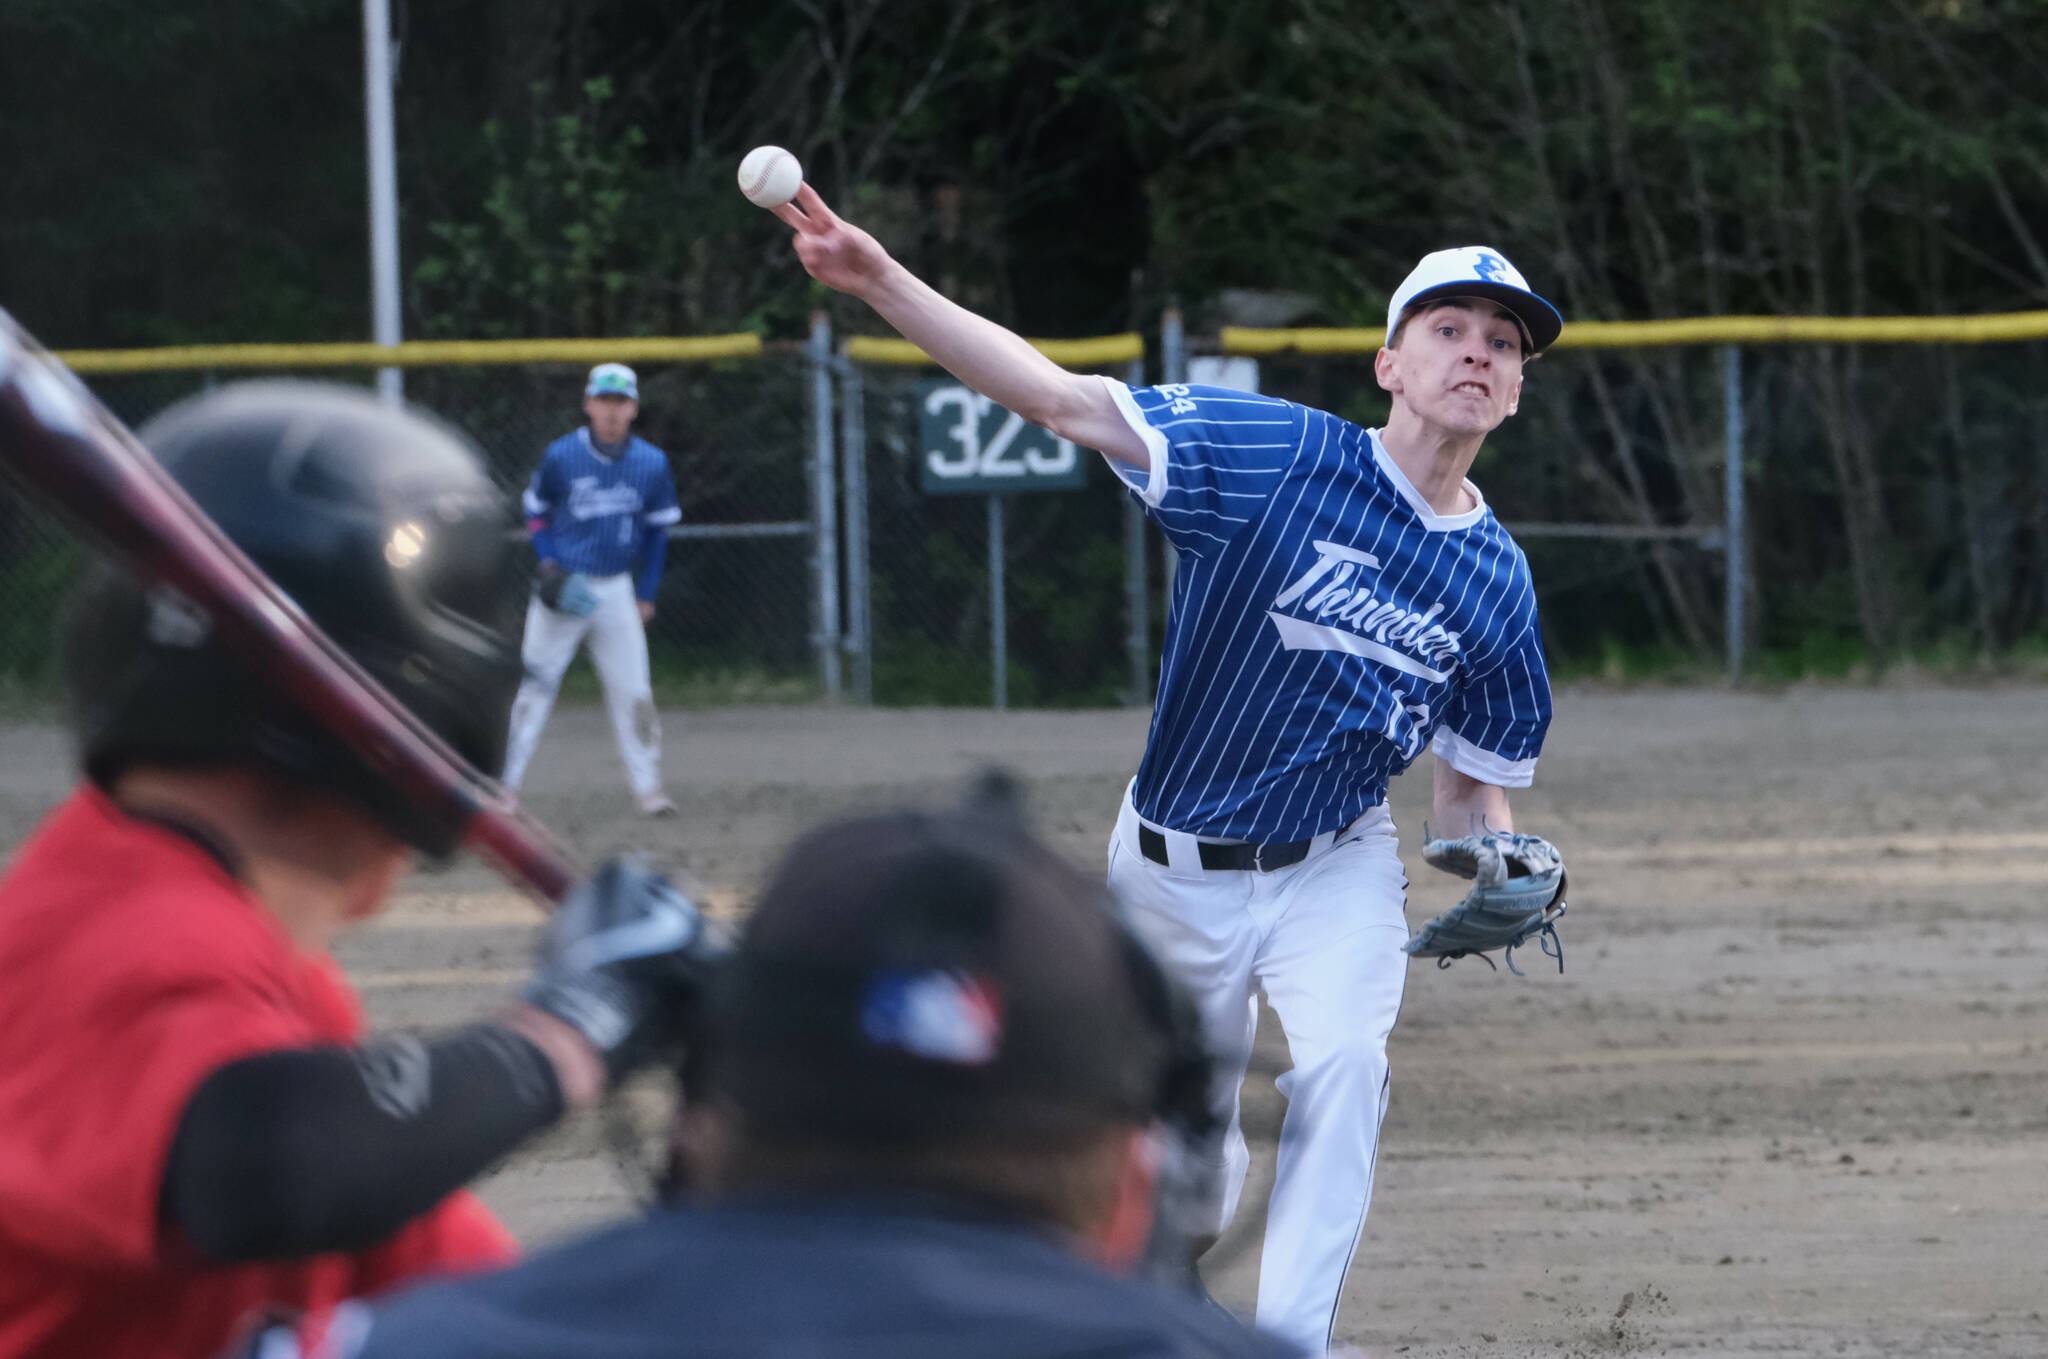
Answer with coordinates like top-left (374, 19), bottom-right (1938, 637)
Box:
top-left (737, 146), bottom-right (803, 209)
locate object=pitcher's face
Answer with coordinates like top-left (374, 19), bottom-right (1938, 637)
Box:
top-left (1375, 299), bottom-right (1526, 436)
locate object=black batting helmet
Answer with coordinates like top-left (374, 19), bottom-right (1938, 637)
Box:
top-left (60, 381), bottom-right (526, 856)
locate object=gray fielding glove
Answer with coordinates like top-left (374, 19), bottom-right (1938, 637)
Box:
top-left (1405, 829), bottom-right (1568, 974)
top-left (523, 857), bottom-right (730, 1080)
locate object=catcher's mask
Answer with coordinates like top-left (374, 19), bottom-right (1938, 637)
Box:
top-left (60, 381), bottom-right (526, 857)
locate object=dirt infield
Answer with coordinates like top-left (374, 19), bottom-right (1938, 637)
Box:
top-left (5, 685), bottom-right (2046, 1356)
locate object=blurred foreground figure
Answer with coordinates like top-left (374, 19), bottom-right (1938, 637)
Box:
top-left (0, 385), bottom-right (707, 1358)
top-left (246, 776), bottom-right (1300, 1359)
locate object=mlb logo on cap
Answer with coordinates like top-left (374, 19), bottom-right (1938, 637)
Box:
top-left (1386, 246), bottom-right (1564, 355)
top-left (585, 363), bottom-right (639, 400)
top-left (860, 968), bottom-right (1005, 1066)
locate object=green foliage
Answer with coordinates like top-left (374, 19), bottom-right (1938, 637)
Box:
top-left (13, 0), bottom-right (2048, 700)
top-left (1557, 626), bottom-right (2048, 687)
top-left (1753, 632), bottom-right (1873, 685)
top-left (872, 639), bottom-right (1001, 708)
top-left (550, 650), bottom-right (817, 709)
top-left (414, 78), bottom-right (655, 339)
top-left (0, 535), bottom-right (82, 694)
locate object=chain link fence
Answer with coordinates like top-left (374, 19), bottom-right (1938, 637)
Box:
top-left (8, 321), bottom-right (2048, 739)
top-left (0, 353), bottom-right (828, 725)
top-left (837, 355), bottom-right (1153, 709)
top-left (0, 483), bottom-right (81, 717)
top-left (410, 355), bottom-right (822, 705)
top-left (1232, 336), bottom-right (2048, 676)
top-left (1230, 343), bottom-right (1739, 677)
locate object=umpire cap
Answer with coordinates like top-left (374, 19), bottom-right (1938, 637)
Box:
top-left (60, 381), bottom-right (526, 856)
top-left (704, 775), bottom-right (1208, 1146)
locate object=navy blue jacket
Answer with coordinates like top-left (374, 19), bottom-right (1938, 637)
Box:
top-left (315, 1190), bottom-right (1299, 1358)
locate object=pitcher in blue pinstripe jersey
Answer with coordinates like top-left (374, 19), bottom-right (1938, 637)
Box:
top-left (767, 183), bottom-right (1569, 1356)
top-left (1108, 379), bottom-right (1549, 838)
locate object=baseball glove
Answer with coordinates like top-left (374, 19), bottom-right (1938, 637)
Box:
top-left (535, 561), bottom-right (599, 618)
top-left (1405, 829), bottom-right (1568, 974)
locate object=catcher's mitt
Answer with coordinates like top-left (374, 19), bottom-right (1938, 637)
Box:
top-left (1405, 829), bottom-right (1568, 974)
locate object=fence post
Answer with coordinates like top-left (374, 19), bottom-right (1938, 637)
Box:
top-left (988, 493), bottom-right (1007, 710)
top-left (1123, 356), bottom-right (1150, 706)
top-left (837, 349), bottom-right (872, 705)
top-left (808, 313), bottom-right (841, 699)
top-left (1723, 345), bottom-right (1745, 682)
top-left (1158, 308), bottom-right (1186, 615)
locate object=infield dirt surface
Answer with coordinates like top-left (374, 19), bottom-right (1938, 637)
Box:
top-left (4, 685), bottom-right (2044, 1356)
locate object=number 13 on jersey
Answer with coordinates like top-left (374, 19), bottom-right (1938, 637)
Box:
top-left (917, 381), bottom-right (1085, 494)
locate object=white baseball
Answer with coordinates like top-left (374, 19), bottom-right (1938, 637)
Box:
top-left (737, 145), bottom-right (803, 209)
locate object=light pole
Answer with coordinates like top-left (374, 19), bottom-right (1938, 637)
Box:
top-left (363, 0), bottom-right (403, 404)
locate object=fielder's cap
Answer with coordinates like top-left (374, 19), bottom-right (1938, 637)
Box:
top-left (585, 362), bottom-right (639, 400)
top-left (702, 774), bottom-right (1170, 1145)
top-left (1386, 246), bottom-right (1564, 355)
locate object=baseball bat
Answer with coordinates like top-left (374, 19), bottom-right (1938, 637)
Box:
top-left (0, 308), bottom-right (578, 903)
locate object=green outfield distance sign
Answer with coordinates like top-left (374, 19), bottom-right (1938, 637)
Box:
top-left (916, 380), bottom-right (1086, 494)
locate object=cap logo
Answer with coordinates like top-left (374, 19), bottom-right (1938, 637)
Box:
top-left (585, 363), bottom-right (639, 399)
top-left (1471, 249), bottom-right (1509, 284)
top-left (861, 969), bottom-right (1004, 1065)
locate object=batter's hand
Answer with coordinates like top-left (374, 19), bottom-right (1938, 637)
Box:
top-left (521, 857), bottom-right (730, 1081)
top-left (637, 600), bottom-right (655, 624)
top-left (773, 185), bottom-right (893, 298)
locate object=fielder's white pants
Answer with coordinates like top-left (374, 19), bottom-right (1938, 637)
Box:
top-left (1109, 790), bottom-right (1409, 1357)
top-left (500, 572), bottom-right (663, 799)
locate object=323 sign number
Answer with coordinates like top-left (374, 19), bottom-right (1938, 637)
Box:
top-left (916, 381), bottom-right (1086, 494)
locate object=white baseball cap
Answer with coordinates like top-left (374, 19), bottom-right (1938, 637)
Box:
top-left (1385, 247), bottom-right (1563, 355)
top-left (585, 362), bottom-right (639, 400)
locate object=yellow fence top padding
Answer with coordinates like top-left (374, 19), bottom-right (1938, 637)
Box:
top-left (54, 333), bottom-right (763, 375)
top-left (55, 310), bottom-right (2048, 376)
top-left (1220, 327), bottom-right (1387, 355)
top-left (1222, 310), bottom-right (2048, 355)
top-left (844, 332), bottom-right (1143, 368)
top-left (1552, 313), bottom-right (2048, 347)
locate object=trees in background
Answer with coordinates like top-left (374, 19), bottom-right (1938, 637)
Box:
top-left (4, 0), bottom-right (2047, 667)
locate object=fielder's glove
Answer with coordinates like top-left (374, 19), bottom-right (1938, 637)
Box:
top-left (1404, 829), bottom-right (1568, 975)
top-left (535, 560), bottom-right (599, 618)
top-left (522, 856), bottom-right (730, 1080)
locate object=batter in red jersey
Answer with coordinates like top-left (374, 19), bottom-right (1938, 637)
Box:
top-left (0, 384), bottom-right (712, 1358)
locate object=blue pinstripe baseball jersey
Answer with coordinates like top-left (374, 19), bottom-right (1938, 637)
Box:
top-left (1100, 379), bottom-right (1552, 843)
top-left (523, 429), bottom-right (681, 583)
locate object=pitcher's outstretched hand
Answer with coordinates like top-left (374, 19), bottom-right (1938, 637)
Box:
top-left (772, 184), bottom-right (894, 299)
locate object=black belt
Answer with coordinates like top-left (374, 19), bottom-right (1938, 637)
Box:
top-left (1137, 819), bottom-right (1351, 873)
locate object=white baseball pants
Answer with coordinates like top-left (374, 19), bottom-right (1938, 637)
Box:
top-left (500, 572), bottom-right (663, 799)
top-left (1109, 791), bottom-right (1410, 1357)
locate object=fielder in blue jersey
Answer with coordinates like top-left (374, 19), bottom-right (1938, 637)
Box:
top-left (771, 183), bottom-right (1569, 1356)
top-left (501, 363), bottom-right (683, 816)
